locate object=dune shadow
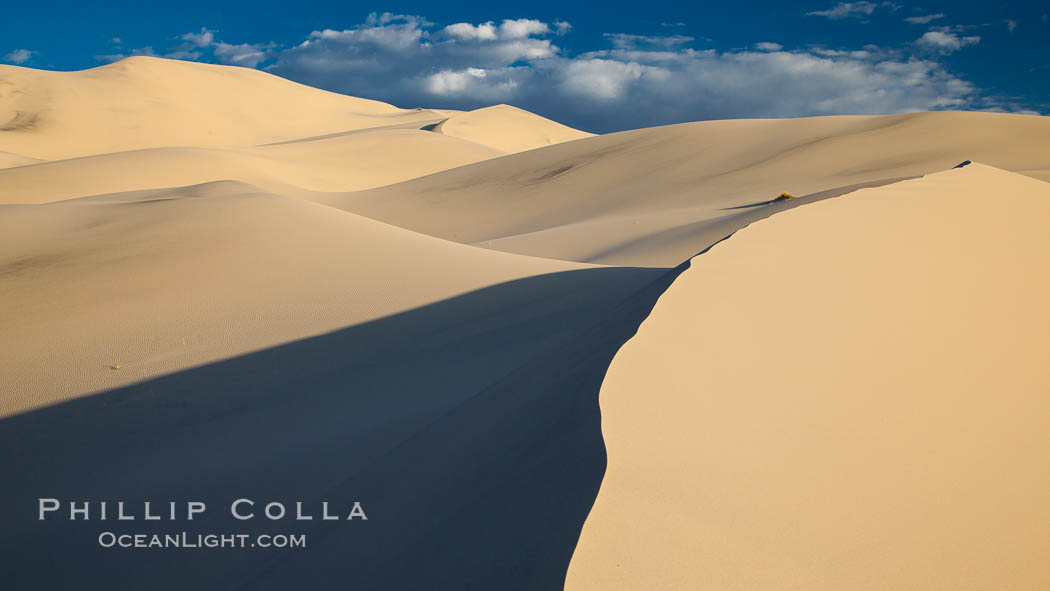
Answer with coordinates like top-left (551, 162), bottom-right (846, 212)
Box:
top-left (721, 198), bottom-right (777, 210)
top-left (0, 263), bottom-right (683, 591)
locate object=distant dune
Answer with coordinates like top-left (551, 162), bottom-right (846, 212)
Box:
top-left (566, 163), bottom-right (1050, 590)
top-left (433, 104), bottom-right (594, 153)
top-left (1, 57), bottom-right (1048, 590)
top-left (328, 111), bottom-right (1050, 266)
top-left (0, 57), bottom-right (438, 160)
top-left (0, 128), bottom-right (505, 202)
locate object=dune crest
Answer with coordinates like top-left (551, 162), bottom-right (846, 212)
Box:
top-left (0, 56), bottom-right (446, 160)
top-left (433, 104), bottom-right (593, 153)
top-left (566, 163), bottom-right (1050, 590)
top-left (329, 111), bottom-right (1050, 266)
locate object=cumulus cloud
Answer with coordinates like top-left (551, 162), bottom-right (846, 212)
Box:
top-left (88, 12), bottom-right (1004, 132)
top-left (3, 49), bottom-right (36, 64)
top-left (181, 28), bottom-right (215, 47)
top-left (101, 27), bottom-right (274, 67)
top-left (917, 31), bottom-right (981, 52)
top-left (902, 13), bottom-right (944, 24)
top-left (214, 42), bottom-right (273, 67)
top-left (259, 14), bottom-right (982, 132)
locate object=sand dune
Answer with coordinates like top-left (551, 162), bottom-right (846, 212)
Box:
top-left (0, 57), bottom-right (446, 160)
top-left (0, 180), bottom-right (640, 415)
top-left (0, 127), bottom-right (503, 203)
top-left (433, 104), bottom-right (593, 153)
top-left (0, 59), bottom-right (597, 201)
top-left (1, 56), bottom-right (1047, 590)
top-left (566, 163), bottom-right (1050, 590)
top-left (327, 111), bottom-right (1050, 266)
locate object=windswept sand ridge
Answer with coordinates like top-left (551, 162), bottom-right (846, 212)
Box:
top-left (327, 111), bottom-right (1050, 266)
top-left (433, 104), bottom-right (594, 153)
top-left (0, 127), bottom-right (504, 203)
top-left (0, 56), bottom-right (447, 160)
top-left (566, 163), bottom-right (1050, 590)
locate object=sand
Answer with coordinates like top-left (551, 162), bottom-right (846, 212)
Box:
top-left (433, 104), bottom-right (594, 153)
top-left (1, 56), bottom-right (1048, 590)
top-left (327, 111), bottom-right (1050, 266)
top-left (566, 163), bottom-right (1050, 590)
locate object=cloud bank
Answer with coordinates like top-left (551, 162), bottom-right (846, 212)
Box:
top-left (97, 11), bottom-right (1006, 132)
top-left (261, 13), bottom-right (979, 132)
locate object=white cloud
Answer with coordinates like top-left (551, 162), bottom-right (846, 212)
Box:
top-left (265, 15), bottom-right (980, 132)
top-left (807, 2), bottom-right (880, 19)
top-left (917, 31), bottom-right (981, 52)
top-left (214, 42), bottom-right (272, 67)
top-left (3, 49), bottom-right (35, 64)
top-left (181, 27), bottom-right (215, 47)
top-left (443, 22), bottom-right (498, 41)
top-left (91, 13), bottom-right (1008, 132)
top-left (499, 19), bottom-right (550, 39)
top-left (905, 13), bottom-right (944, 24)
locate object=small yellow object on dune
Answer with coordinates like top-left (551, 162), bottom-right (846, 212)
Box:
top-left (110, 364), bottom-right (121, 370)
top-left (774, 192), bottom-right (798, 201)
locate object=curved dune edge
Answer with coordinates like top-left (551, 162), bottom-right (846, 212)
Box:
top-left (432, 104), bottom-right (593, 153)
top-left (332, 111), bottom-right (1050, 267)
top-left (566, 163), bottom-right (1050, 590)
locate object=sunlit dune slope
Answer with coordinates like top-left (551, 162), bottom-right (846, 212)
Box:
top-left (566, 163), bottom-right (1050, 590)
top-left (0, 127), bottom-right (503, 202)
top-left (327, 111), bottom-right (1050, 266)
top-left (0, 56), bottom-right (446, 160)
top-left (433, 104), bottom-right (593, 153)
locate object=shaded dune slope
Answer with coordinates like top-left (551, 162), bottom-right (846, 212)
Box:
top-left (0, 223), bottom-right (681, 589)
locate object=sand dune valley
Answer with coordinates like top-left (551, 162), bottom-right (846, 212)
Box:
top-left (1, 57), bottom-right (1049, 590)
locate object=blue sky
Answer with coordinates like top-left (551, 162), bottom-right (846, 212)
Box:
top-left (3, 1), bottom-right (1046, 132)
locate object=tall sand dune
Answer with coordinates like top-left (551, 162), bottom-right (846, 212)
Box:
top-left (433, 104), bottom-right (593, 153)
top-left (328, 112), bottom-right (1050, 266)
top-left (566, 163), bottom-right (1050, 590)
top-left (0, 57), bottom-right (445, 160)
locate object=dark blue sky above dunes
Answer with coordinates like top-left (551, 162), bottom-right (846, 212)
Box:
top-left (3, 1), bottom-right (1046, 132)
